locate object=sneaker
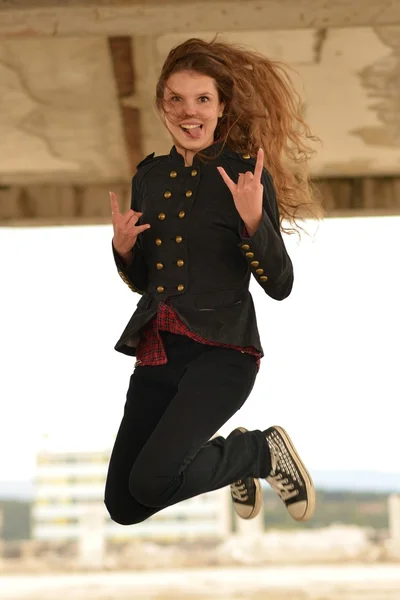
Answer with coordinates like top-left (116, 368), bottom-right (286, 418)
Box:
top-left (265, 425), bottom-right (315, 522)
top-left (229, 427), bottom-right (263, 520)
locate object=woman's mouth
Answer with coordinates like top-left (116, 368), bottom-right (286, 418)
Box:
top-left (179, 124), bottom-right (203, 139)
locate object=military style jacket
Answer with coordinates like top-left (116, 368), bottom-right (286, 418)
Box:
top-left (113, 142), bottom-right (294, 357)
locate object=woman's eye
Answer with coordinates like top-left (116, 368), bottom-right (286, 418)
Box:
top-left (171, 96), bottom-right (180, 102)
top-left (199, 96), bottom-right (209, 103)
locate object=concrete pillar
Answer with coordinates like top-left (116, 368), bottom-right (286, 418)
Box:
top-left (215, 487), bottom-right (233, 538)
top-left (78, 503), bottom-right (105, 568)
top-left (388, 494), bottom-right (400, 544)
top-left (0, 508), bottom-right (4, 561)
top-left (235, 503), bottom-right (264, 536)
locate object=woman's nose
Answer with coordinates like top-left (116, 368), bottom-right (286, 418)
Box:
top-left (181, 102), bottom-right (196, 116)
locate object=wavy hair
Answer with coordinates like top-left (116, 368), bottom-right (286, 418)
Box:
top-left (155, 37), bottom-right (322, 233)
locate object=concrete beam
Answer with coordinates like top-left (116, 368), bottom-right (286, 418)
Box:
top-left (1, 1), bottom-right (400, 37)
top-left (1, 177), bottom-right (400, 226)
top-left (0, 183), bottom-right (130, 224)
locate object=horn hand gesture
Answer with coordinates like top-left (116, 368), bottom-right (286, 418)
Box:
top-left (110, 191), bottom-right (150, 258)
top-left (217, 148), bottom-right (264, 236)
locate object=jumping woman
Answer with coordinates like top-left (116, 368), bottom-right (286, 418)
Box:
top-left (105, 37), bottom-right (318, 526)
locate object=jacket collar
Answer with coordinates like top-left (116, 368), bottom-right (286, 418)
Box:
top-left (169, 139), bottom-right (229, 166)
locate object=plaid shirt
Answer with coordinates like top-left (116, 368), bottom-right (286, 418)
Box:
top-left (135, 301), bottom-right (261, 368)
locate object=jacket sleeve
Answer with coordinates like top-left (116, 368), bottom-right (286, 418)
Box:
top-left (238, 169), bottom-right (294, 300)
top-left (113, 174), bottom-right (148, 295)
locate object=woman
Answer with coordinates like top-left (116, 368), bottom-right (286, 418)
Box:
top-left (105, 37), bottom-right (319, 526)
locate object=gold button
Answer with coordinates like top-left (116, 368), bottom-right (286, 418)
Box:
top-left (169, 171), bottom-right (177, 178)
top-left (177, 259), bottom-right (184, 267)
top-left (164, 191), bottom-right (172, 199)
top-left (245, 252), bottom-right (255, 258)
top-left (157, 286), bottom-right (165, 293)
top-left (177, 284), bottom-right (184, 292)
top-left (242, 153), bottom-right (251, 159)
top-left (155, 238), bottom-right (162, 246)
top-left (250, 261), bottom-right (259, 267)
top-left (178, 211), bottom-right (185, 219)
top-left (175, 235), bottom-right (183, 243)
top-left (158, 212), bottom-right (166, 221)
top-left (260, 275), bottom-right (268, 282)
top-left (255, 268), bottom-right (264, 275)
top-left (191, 169), bottom-right (198, 177)
top-left (185, 190), bottom-right (193, 198)
top-left (241, 244), bottom-right (250, 250)
top-left (156, 262), bottom-right (164, 270)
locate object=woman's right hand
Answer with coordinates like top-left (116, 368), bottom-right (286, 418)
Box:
top-left (110, 191), bottom-right (151, 257)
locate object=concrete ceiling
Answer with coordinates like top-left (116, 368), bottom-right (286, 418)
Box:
top-left (1, 0), bottom-right (400, 33)
top-left (1, 0), bottom-right (400, 223)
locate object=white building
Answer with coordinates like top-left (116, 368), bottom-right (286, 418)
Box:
top-left (32, 448), bottom-right (232, 542)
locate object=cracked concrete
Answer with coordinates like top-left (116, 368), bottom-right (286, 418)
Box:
top-left (2, 25), bottom-right (400, 188)
top-left (0, 37), bottom-right (129, 184)
top-left (313, 28), bottom-right (328, 64)
top-left (300, 27), bottom-right (400, 177)
top-left (353, 26), bottom-right (400, 149)
top-left (0, 2), bottom-right (400, 218)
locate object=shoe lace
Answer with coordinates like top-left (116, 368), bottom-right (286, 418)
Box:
top-left (267, 439), bottom-right (300, 501)
top-left (267, 472), bottom-right (298, 501)
top-left (231, 480), bottom-right (249, 502)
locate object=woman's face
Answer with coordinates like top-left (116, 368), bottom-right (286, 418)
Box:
top-left (162, 70), bottom-right (224, 155)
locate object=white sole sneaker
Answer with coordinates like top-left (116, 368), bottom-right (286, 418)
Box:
top-left (265, 425), bottom-right (316, 522)
top-left (229, 427), bottom-right (263, 520)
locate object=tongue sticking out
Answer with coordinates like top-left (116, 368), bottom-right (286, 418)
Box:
top-left (183, 126), bottom-right (202, 140)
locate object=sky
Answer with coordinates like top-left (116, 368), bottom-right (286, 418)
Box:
top-left (0, 216), bottom-right (399, 483)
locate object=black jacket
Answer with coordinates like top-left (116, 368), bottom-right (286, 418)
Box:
top-left (113, 142), bottom-right (293, 357)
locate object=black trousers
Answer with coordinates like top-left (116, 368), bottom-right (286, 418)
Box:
top-left (104, 332), bottom-right (271, 525)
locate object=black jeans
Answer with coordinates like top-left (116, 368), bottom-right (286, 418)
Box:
top-left (104, 332), bottom-right (271, 525)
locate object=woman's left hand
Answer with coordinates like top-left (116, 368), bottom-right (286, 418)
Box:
top-left (217, 148), bottom-right (264, 235)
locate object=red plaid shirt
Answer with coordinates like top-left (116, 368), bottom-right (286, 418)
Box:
top-left (135, 301), bottom-right (261, 369)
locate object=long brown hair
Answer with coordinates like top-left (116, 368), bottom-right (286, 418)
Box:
top-left (156, 37), bottom-right (322, 233)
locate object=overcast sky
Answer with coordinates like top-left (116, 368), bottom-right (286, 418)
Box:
top-left (1, 216), bottom-right (399, 482)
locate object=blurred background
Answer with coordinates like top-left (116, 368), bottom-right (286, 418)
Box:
top-left (0, 1), bottom-right (400, 599)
